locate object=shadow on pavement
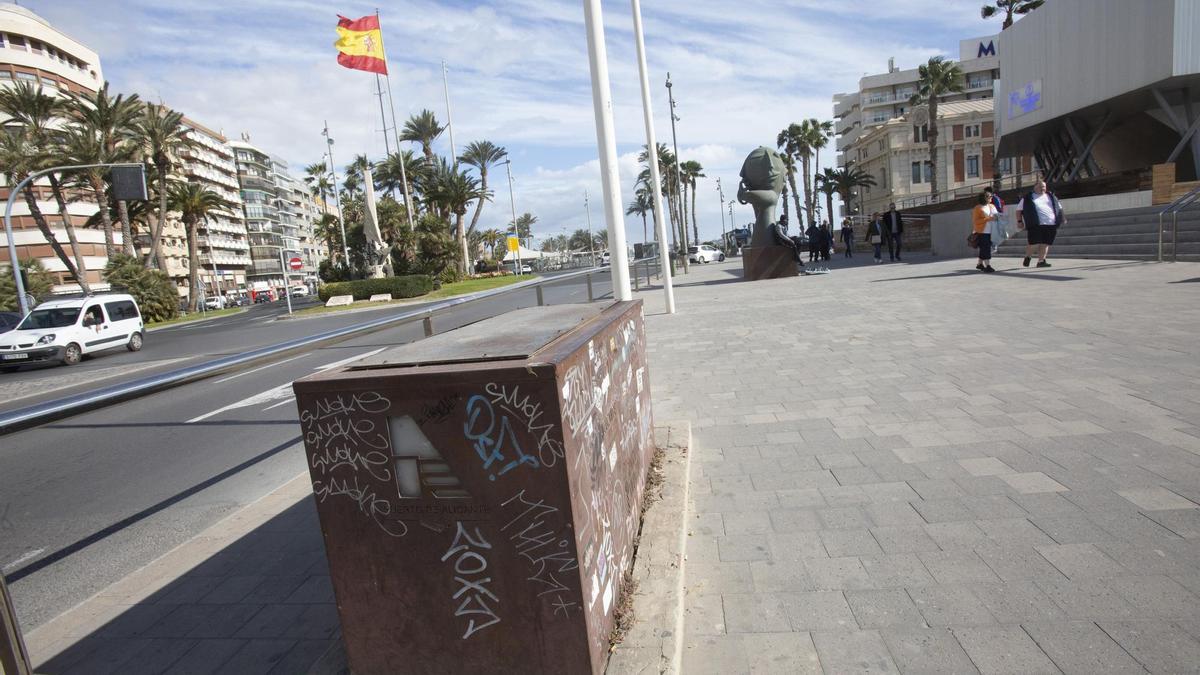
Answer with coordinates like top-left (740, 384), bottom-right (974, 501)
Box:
top-left (873, 269), bottom-right (1081, 282)
top-left (35, 498), bottom-right (338, 674)
top-left (45, 420), bottom-right (298, 429)
top-left (1169, 277), bottom-right (1200, 284)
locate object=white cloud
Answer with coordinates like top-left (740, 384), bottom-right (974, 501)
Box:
top-left (29, 0), bottom-right (995, 245)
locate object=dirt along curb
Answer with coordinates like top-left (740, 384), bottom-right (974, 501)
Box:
top-left (606, 421), bottom-right (692, 675)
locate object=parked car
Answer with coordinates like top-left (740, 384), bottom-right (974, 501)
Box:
top-left (0, 311), bottom-right (20, 334)
top-left (290, 286), bottom-right (309, 297)
top-left (254, 293), bottom-right (274, 304)
top-left (688, 244), bottom-right (726, 263)
top-left (204, 295), bottom-right (226, 310)
top-left (0, 293), bottom-right (144, 369)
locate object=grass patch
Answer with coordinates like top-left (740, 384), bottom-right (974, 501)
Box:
top-left (147, 307), bottom-right (244, 328)
top-left (289, 274), bottom-right (536, 318)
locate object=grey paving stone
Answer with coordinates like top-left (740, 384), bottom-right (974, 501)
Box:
top-left (722, 510), bottom-right (774, 536)
top-left (818, 506), bottom-right (872, 530)
top-left (865, 502), bottom-right (926, 527)
top-left (820, 529), bottom-right (884, 557)
top-left (860, 554), bottom-right (937, 588)
top-left (684, 593), bottom-right (726, 636)
top-left (750, 560), bottom-right (814, 593)
top-left (954, 475), bottom-right (1019, 497)
top-left (975, 518), bottom-right (1057, 547)
top-left (906, 585), bottom-right (995, 627)
top-left (766, 532), bottom-right (828, 561)
top-left (741, 632), bottom-right (823, 673)
top-left (1034, 542), bottom-right (1129, 579)
top-left (1109, 575), bottom-right (1200, 620)
top-left (722, 593), bottom-right (790, 634)
top-left (1117, 486), bottom-right (1199, 511)
top-left (880, 626), bottom-right (981, 675)
top-left (952, 625), bottom-right (1060, 675)
top-left (768, 508), bottom-right (823, 533)
top-left (918, 551), bottom-right (1002, 585)
top-left (844, 589), bottom-right (926, 629)
top-left (1028, 514), bottom-right (1117, 545)
top-left (821, 485), bottom-right (873, 506)
top-left (1035, 577), bottom-right (1139, 619)
top-left (957, 457), bottom-right (1015, 477)
top-left (969, 581), bottom-right (1067, 623)
top-left (870, 526), bottom-right (942, 554)
top-left (804, 557), bottom-right (874, 591)
top-left (1144, 508), bottom-right (1200, 538)
top-left (912, 499), bottom-right (977, 523)
top-left (908, 479), bottom-right (968, 500)
top-left (811, 630), bottom-right (900, 674)
top-left (681, 635), bottom-right (755, 674)
top-left (1098, 620), bottom-right (1200, 674)
top-left (959, 494), bottom-right (1027, 519)
top-left (688, 562), bottom-right (754, 595)
top-left (860, 481), bottom-right (923, 503)
top-left (775, 488), bottom-right (827, 509)
top-left (778, 591), bottom-right (858, 631)
top-left (999, 472), bottom-right (1069, 494)
top-left (718, 535), bottom-right (772, 562)
top-left (690, 512), bottom-right (726, 537)
top-left (923, 522), bottom-right (988, 549)
top-left (1009, 493), bottom-right (1084, 517)
top-left (1024, 620), bottom-right (1146, 674)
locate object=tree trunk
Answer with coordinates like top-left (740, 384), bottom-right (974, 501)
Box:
top-left (781, 181), bottom-right (790, 222)
top-left (691, 181), bottom-right (699, 244)
top-left (146, 159), bottom-right (169, 271)
top-left (456, 212), bottom-right (468, 276)
top-left (90, 176), bottom-right (116, 259)
top-left (47, 175), bottom-right (93, 294)
top-left (117, 199), bottom-right (136, 256)
top-left (802, 155), bottom-right (815, 232)
top-left (826, 193), bottom-right (835, 232)
top-left (928, 99), bottom-right (940, 199)
top-left (186, 217), bottom-right (200, 312)
top-left (641, 213), bottom-right (648, 244)
top-left (788, 167), bottom-right (803, 230)
top-left (20, 185), bottom-right (83, 289)
top-left (466, 169), bottom-right (487, 236)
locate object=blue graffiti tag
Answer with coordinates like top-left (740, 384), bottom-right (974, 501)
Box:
top-left (464, 395), bottom-right (540, 480)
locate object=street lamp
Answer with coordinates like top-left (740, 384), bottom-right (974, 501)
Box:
top-left (321, 121), bottom-right (350, 270)
top-left (665, 72), bottom-right (688, 273)
top-left (716, 177), bottom-right (726, 252)
top-left (257, 243), bottom-right (296, 315)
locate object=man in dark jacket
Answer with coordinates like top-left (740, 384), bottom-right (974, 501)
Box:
top-left (882, 202), bottom-right (903, 261)
top-left (1016, 179), bottom-right (1065, 268)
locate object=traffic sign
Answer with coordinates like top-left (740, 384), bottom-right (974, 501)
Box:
top-left (288, 256), bottom-right (303, 271)
top-left (506, 235), bottom-right (519, 253)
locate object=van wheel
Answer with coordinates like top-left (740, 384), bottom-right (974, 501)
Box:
top-left (62, 343), bottom-right (82, 366)
top-left (1, 366), bottom-right (18, 374)
top-left (127, 332), bottom-right (144, 352)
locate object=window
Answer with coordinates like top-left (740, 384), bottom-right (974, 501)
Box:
top-left (964, 124), bottom-right (981, 138)
top-left (997, 157), bottom-right (1014, 174)
top-left (40, 76), bottom-right (57, 89)
top-left (15, 71), bottom-right (37, 82)
top-left (104, 301), bottom-right (139, 321)
top-left (8, 35), bottom-right (25, 50)
top-left (912, 161), bottom-right (933, 184)
top-left (0, 33), bottom-right (5, 48)
top-left (28, 40), bottom-right (41, 54)
top-left (913, 125), bottom-right (929, 143)
top-left (877, 139), bottom-right (885, 151)
top-left (0, 71), bottom-right (11, 80)
top-left (912, 161), bottom-right (922, 184)
top-left (925, 161), bottom-right (933, 183)
top-left (967, 155), bottom-right (980, 178)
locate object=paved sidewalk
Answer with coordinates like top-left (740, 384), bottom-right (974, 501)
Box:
top-left (638, 255), bottom-right (1200, 674)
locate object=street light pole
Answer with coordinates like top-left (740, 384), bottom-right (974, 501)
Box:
top-left (716, 177), bottom-right (727, 252)
top-left (665, 72), bottom-right (688, 274)
top-left (728, 199), bottom-right (736, 250)
top-left (322, 121), bottom-right (350, 270)
top-left (504, 159), bottom-right (521, 275)
top-left (584, 189), bottom-right (596, 267)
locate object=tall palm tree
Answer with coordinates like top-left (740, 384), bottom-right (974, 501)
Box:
top-left (459, 141), bottom-right (507, 237)
top-left (425, 158), bottom-right (484, 274)
top-left (830, 162), bottom-right (878, 222)
top-left (314, 212), bottom-right (341, 261)
top-left (981, 0), bottom-right (1044, 29)
top-left (815, 167), bottom-right (840, 230)
top-left (401, 109), bottom-right (445, 162)
top-left (909, 56), bottom-right (965, 200)
top-left (343, 154), bottom-right (370, 196)
top-left (809, 119), bottom-right (834, 220)
top-left (304, 161), bottom-right (331, 211)
top-left (479, 228), bottom-right (504, 259)
top-left (136, 103), bottom-right (192, 270)
top-left (0, 81), bottom-right (92, 293)
top-left (776, 123), bottom-right (807, 230)
top-left (637, 143), bottom-right (680, 248)
top-left (680, 160), bottom-right (705, 244)
top-left (625, 189), bottom-right (652, 244)
top-left (66, 83), bottom-right (143, 256)
top-left (167, 181), bottom-right (233, 311)
top-left (376, 149), bottom-right (423, 215)
top-left (512, 213), bottom-right (537, 244)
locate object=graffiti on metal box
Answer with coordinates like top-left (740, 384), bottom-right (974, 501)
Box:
top-left (442, 521), bottom-right (501, 639)
top-left (485, 382), bottom-right (566, 468)
top-left (464, 394), bottom-right (540, 480)
top-left (501, 490), bottom-right (580, 617)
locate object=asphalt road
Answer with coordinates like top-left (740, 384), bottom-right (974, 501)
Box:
top-left (0, 272), bottom-right (613, 629)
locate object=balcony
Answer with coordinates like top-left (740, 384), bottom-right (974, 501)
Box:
top-left (200, 254), bottom-right (253, 267)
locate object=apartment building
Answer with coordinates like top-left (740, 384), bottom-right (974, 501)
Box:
top-left (181, 120), bottom-right (252, 298)
top-left (0, 4), bottom-right (107, 292)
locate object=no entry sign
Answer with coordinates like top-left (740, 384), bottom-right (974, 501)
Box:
top-left (288, 256), bottom-right (303, 271)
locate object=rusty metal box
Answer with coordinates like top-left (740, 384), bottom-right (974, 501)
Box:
top-left (292, 301), bottom-right (653, 674)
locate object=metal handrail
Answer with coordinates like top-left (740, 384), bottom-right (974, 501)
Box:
top-left (630, 255), bottom-right (662, 291)
top-left (0, 266), bottom-right (611, 435)
top-left (1158, 183), bottom-right (1200, 262)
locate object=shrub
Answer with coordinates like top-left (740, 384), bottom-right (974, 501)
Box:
top-left (104, 254), bottom-right (179, 322)
top-left (317, 274), bottom-right (434, 302)
top-left (0, 258), bottom-right (54, 312)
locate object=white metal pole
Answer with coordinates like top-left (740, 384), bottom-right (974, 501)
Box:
top-left (505, 160), bottom-right (521, 275)
top-left (324, 121), bottom-right (349, 268)
top-left (375, 10), bottom-right (414, 230)
top-left (717, 177), bottom-right (727, 250)
top-left (666, 73), bottom-right (688, 274)
top-left (442, 61), bottom-right (457, 166)
top-left (279, 247), bottom-right (293, 315)
top-left (584, 190), bottom-right (595, 267)
top-left (630, 0), bottom-right (674, 313)
top-left (583, 0), bottom-right (632, 301)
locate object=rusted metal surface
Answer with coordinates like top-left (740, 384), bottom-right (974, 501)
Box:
top-left (1, 574), bottom-right (32, 675)
top-left (292, 301), bottom-right (653, 674)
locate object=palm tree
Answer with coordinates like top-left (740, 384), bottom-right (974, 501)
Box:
top-left (815, 167), bottom-right (839, 231)
top-left (459, 141), bottom-right (507, 237)
top-left (65, 83), bottom-right (143, 257)
top-left (809, 119), bottom-right (834, 220)
top-left (568, 228), bottom-right (593, 252)
top-left (625, 189), bottom-right (653, 244)
top-left (637, 143), bottom-right (680, 248)
top-left (401, 109), bottom-right (445, 162)
top-left (478, 228), bottom-right (502, 259)
top-left (680, 160), bottom-right (705, 244)
top-left (304, 161), bottom-right (331, 210)
top-left (830, 162), bottom-right (878, 222)
top-left (343, 154), bottom-right (370, 196)
top-left (314, 212), bottom-right (341, 261)
top-left (376, 149), bottom-right (423, 215)
top-left (593, 228), bottom-right (608, 251)
top-left (909, 56), bottom-right (965, 200)
top-left (981, 0), bottom-right (1044, 29)
top-left (424, 158), bottom-right (484, 274)
top-left (776, 123), bottom-right (807, 230)
top-left (511, 212), bottom-right (537, 247)
top-left (167, 181), bottom-right (233, 311)
top-left (136, 103), bottom-right (192, 270)
top-left (0, 81), bottom-right (93, 293)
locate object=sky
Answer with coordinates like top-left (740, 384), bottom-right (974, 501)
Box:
top-left (28, 0), bottom-right (997, 247)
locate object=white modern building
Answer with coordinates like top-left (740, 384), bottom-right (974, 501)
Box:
top-left (995, 0), bottom-right (1200, 186)
top-left (181, 119), bottom-right (252, 298)
top-left (0, 4), bottom-right (108, 292)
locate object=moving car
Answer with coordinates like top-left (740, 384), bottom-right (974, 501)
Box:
top-left (0, 293), bottom-right (144, 368)
top-left (688, 244), bottom-right (726, 263)
top-left (290, 286), bottom-right (309, 297)
top-left (204, 295), bottom-right (226, 310)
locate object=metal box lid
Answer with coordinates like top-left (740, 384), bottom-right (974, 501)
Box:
top-left (348, 303), bottom-right (606, 369)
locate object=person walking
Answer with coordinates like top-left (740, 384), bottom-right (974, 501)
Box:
top-left (867, 212), bottom-right (884, 263)
top-left (972, 191), bottom-right (1000, 273)
top-left (984, 186), bottom-right (1007, 255)
top-left (805, 221), bottom-right (819, 262)
top-left (1016, 179), bottom-right (1065, 268)
top-left (819, 222), bottom-right (833, 261)
top-left (882, 202), bottom-right (903, 261)
top-left (840, 217), bottom-right (854, 257)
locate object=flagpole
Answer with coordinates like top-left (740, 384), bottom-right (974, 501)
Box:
top-left (375, 8), bottom-right (414, 230)
top-left (323, 120), bottom-right (350, 268)
top-left (442, 60), bottom-right (457, 166)
top-left (374, 73), bottom-right (392, 159)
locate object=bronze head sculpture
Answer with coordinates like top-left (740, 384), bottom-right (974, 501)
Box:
top-left (737, 147), bottom-right (786, 247)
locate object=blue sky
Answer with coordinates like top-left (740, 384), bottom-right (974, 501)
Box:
top-left (28, 0), bottom-right (996, 244)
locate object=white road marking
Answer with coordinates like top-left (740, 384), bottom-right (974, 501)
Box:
top-left (3, 548), bottom-right (44, 572)
top-left (214, 353), bottom-right (309, 384)
top-left (263, 396), bottom-right (296, 411)
top-left (186, 347), bottom-right (385, 423)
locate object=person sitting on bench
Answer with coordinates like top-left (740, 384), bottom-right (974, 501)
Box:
top-left (770, 214), bottom-right (805, 267)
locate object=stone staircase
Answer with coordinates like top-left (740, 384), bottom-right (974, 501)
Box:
top-left (995, 204), bottom-right (1200, 261)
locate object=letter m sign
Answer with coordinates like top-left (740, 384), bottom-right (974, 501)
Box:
top-left (978, 40), bottom-right (996, 58)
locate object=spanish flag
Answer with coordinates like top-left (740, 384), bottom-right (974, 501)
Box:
top-left (334, 14), bottom-right (388, 75)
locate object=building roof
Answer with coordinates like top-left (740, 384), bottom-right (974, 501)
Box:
top-left (936, 99), bottom-right (994, 117)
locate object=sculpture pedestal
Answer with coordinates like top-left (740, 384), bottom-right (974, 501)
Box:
top-left (742, 245), bottom-right (799, 281)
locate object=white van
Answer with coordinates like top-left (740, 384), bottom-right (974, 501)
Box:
top-left (0, 293), bottom-right (145, 369)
